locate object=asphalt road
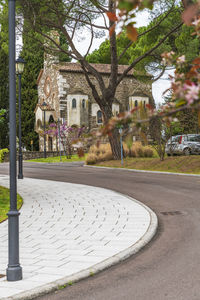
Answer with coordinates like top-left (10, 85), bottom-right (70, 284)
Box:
top-left (0, 162), bottom-right (200, 300)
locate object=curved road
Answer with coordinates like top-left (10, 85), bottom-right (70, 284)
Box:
top-left (0, 162), bottom-right (199, 300)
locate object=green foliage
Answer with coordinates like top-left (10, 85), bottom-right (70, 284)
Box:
top-left (87, 7), bottom-right (199, 78)
top-left (175, 24), bottom-right (200, 62)
top-left (59, 32), bottom-right (71, 62)
top-left (0, 148), bottom-right (9, 163)
top-left (177, 110), bottom-right (199, 134)
top-left (0, 185), bottom-right (23, 223)
top-left (164, 94), bottom-right (199, 134)
top-left (58, 284), bottom-right (67, 290)
top-left (28, 154), bottom-right (86, 163)
top-left (87, 40), bottom-right (112, 64)
top-left (0, 2), bottom-right (9, 148)
top-left (0, 109), bottom-right (6, 124)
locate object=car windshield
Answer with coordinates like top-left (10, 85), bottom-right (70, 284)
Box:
top-left (187, 135), bottom-right (200, 142)
top-left (167, 136), bottom-right (177, 144)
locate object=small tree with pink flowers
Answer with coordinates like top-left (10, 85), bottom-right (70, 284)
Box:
top-left (46, 122), bottom-right (86, 158)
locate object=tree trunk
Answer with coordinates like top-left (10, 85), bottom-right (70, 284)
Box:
top-left (108, 128), bottom-right (121, 160)
top-left (102, 103), bottom-right (121, 160)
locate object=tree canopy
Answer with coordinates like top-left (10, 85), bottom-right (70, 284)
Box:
top-left (0, 2), bottom-right (9, 149)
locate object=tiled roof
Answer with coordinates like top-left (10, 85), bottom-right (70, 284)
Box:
top-left (35, 103), bottom-right (54, 112)
top-left (58, 62), bottom-right (135, 76)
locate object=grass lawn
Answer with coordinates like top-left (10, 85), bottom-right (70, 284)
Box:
top-left (96, 155), bottom-right (200, 174)
top-left (0, 186), bottom-right (23, 223)
top-left (28, 154), bottom-right (86, 163)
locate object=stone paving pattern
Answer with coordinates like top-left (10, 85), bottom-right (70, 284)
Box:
top-left (0, 176), bottom-right (151, 299)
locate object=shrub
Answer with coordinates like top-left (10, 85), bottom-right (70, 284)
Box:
top-left (0, 148), bottom-right (9, 163)
top-left (86, 153), bottom-right (97, 165)
top-left (143, 146), bottom-right (154, 158)
top-left (136, 146), bottom-right (144, 157)
top-left (89, 144), bottom-right (98, 154)
top-left (99, 143), bottom-right (111, 154)
top-left (77, 148), bottom-right (84, 158)
top-left (130, 148), bottom-right (137, 157)
top-left (131, 142), bottom-right (144, 157)
top-left (122, 143), bottom-right (129, 157)
top-left (129, 142), bottom-right (154, 158)
top-left (86, 143), bottom-right (113, 164)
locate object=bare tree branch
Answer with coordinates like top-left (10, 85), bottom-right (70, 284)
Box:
top-left (117, 22), bottom-right (183, 85)
top-left (118, 4), bottom-right (176, 63)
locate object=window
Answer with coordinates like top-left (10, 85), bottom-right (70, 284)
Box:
top-left (72, 98), bottom-right (76, 109)
top-left (188, 135), bottom-right (200, 142)
top-left (49, 115), bottom-right (54, 123)
top-left (82, 99), bottom-right (85, 108)
top-left (97, 110), bottom-right (103, 124)
top-left (135, 100), bottom-right (138, 107)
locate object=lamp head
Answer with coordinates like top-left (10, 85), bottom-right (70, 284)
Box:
top-left (16, 56), bottom-right (26, 75)
top-left (41, 101), bottom-right (48, 111)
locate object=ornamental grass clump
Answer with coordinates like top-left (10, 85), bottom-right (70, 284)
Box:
top-left (122, 143), bottom-right (130, 157)
top-left (86, 143), bottom-right (113, 164)
top-left (131, 142), bottom-right (143, 157)
top-left (143, 146), bottom-right (154, 157)
top-left (130, 142), bottom-right (153, 158)
top-left (86, 153), bottom-right (97, 165)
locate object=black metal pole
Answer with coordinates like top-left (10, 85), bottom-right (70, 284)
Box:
top-left (58, 118), bottom-right (62, 162)
top-left (7, 0), bottom-right (23, 281)
top-left (44, 110), bottom-right (46, 158)
top-left (18, 74), bottom-right (23, 179)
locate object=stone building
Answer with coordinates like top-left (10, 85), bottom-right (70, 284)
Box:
top-left (35, 56), bottom-right (154, 151)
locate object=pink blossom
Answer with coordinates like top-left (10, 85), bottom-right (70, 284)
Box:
top-left (49, 123), bottom-right (55, 127)
top-left (192, 18), bottom-right (200, 27)
top-left (177, 55), bottom-right (185, 64)
top-left (184, 83), bottom-right (200, 104)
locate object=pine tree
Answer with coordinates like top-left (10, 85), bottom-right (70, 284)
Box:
top-left (0, 4), bottom-right (9, 149)
top-left (19, 29), bottom-right (44, 151)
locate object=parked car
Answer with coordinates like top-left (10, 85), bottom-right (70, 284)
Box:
top-left (165, 134), bottom-right (200, 156)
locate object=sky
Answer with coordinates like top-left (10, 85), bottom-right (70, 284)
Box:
top-left (73, 10), bottom-right (172, 106)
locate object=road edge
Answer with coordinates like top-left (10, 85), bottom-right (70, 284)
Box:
top-left (84, 165), bottom-right (200, 177)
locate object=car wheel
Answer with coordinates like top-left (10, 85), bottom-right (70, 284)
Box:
top-left (183, 148), bottom-right (191, 156)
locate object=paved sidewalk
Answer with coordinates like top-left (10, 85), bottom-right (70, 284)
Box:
top-left (0, 175), bottom-right (157, 300)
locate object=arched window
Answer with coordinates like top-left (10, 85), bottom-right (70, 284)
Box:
top-left (36, 119), bottom-right (42, 129)
top-left (72, 98), bottom-right (76, 109)
top-left (82, 99), bottom-right (85, 108)
top-left (49, 115), bottom-right (54, 123)
top-left (135, 100), bottom-right (138, 107)
top-left (97, 110), bottom-right (103, 124)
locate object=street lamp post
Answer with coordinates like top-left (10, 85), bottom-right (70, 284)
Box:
top-left (119, 127), bottom-right (123, 166)
top-left (7, 0), bottom-right (23, 281)
top-left (16, 57), bottom-right (25, 179)
top-left (41, 101), bottom-right (47, 158)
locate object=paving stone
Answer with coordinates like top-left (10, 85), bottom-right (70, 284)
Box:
top-left (0, 176), bottom-right (153, 300)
